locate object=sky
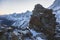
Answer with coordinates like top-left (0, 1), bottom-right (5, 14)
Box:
top-left (0, 0), bottom-right (55, 15)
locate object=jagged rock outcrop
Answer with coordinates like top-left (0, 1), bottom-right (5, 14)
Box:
top-left (29, 4), bottom-right (56, 40)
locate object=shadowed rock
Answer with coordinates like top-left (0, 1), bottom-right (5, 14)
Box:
top-left (29, 4), bottom-right (56, 40)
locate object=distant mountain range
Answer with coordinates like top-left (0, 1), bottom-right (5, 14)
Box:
top-left (0, 11), bottom-right (32, 28)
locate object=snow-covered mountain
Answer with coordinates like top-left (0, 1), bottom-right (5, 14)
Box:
top-left (0, 11), bottom-right (32, 28)
top-left (49, 0), bottom-right (60, 23)
top-left (7, 11), bottom-right (32, 29)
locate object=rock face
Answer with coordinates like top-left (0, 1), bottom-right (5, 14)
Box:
top-left (29, 4), bottom-right (56, 40)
